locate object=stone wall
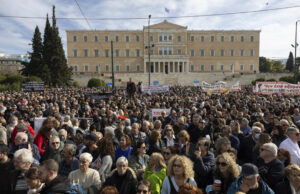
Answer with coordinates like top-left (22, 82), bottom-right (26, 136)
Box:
top-left (72, 72), bottom-right (293, 87)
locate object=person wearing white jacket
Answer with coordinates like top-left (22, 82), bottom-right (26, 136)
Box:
top-left (279, 127), bottom-right (300, 166)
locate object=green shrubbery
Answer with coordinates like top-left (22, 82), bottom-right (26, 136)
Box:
top-left (0, 74), bottom-right (42, 91)
top-left (87, 78), bottom-right (106, 88)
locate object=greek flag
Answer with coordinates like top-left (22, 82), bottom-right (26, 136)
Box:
top-left (165, 8), bottom-right (170, 13)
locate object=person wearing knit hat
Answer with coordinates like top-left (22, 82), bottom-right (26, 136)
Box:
top-left (255, 142), bottom-right (285, 190)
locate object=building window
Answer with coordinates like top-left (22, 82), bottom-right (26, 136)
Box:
top-left (126, 50), bottom-right (130, 57)
top-left (168, 35), bottom-right (172, 41)
top-left (84, 65), bottom-right (88, 72)
top-left (201, 36), bottom-right (204, 42)
top-left (210, 49), bottom-right (215, 56)
top-left (241, 36), bottom-right (244, 42)
top-left (201, 64), bottom-right (204, 71)
top-left (191, 65), bottom-right (194, 72)
top-left (115, 50), bottom-right (119, 57)
top-left (105, 65), bottom-right (109, 72)
top-left (231, 36), bottom-right (234, 42)
top-left (200, 49), bottom-right (205, 56)
top-left (250, 49), bottom-right (254, 56)
top-left (150, 50), bottom-right (154, 55)
top-left (136, 49), bottom-right (140, 57)
top-left (230, 49), bottom-right (234, 56)
top-left (178, 49), bottom-right (182, 55)
top-left (190, 36), bottom-right (194, 42)
top-left (210, 65), bottom-right (214, 71)
top-left (94, 36), bottom-right (98, 42)
top-left (126, 65), bottom-right (130, 72)
top-left (126, 35), bottom-right (130, 42)
top-left (136, 65), bottom-right (140, 72)
top-left (159, 49), bottom-right (163, 55)
top-left (95, 66), bottom-right (99, 72)
top-left (191, 50), bottom-right (194, 56)
top-left (105, 36), bottom-right (109, 42)
top-left (73, 50), bottom-right (77, 57)
top-left (230, 64), bottom-right (234, 71)
top-left (150, 35), bottom-right (153, 42)
top-left (115, 36), bottom-right (119, 42)
top-left (250, 36), bottom-right (254, 42)
top-left (240, 64), bottom-right (244, 71)
top-left (84, 35), bottom-right (88, 42)
top-left (220, 64), bottom-right (224, 71)
top-left (84, 49), bottom-right (88, 57)
top-left (105, 50), bottom-right (109, 57)
top-left (74, 65), bottom-right (78, 72)
top-left (178, 36), bottom-right (181, 42)
top-left (240, 49), bottom-right (244, 56)
top-left (94, 49), bottom-right (99, 57)
top-left (73, 36), bottom-right (77, 42)
top-left (116, 65), bottom-right (120, 72)
top-left (168, 48), bottom-right (172, 55)
top-left (211, 36), bottom-right (215, 42)
top-left (136, 35), bottom-right (140, 42)
top-left (221, 36), bottom-right (225, 42)
top-left (164, 35), bottom-right (167, 41)
top-left (220, 49), bottom-right (225, 56)
top-left (159, 35), bottom-right (163, 42)
top-left (250, 64), bottom-right (254, 70)
top-left (164, 49), bottom-right (167, 55)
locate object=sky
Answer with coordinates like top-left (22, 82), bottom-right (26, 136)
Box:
top-left (1, 0), bottom-right (300, 59)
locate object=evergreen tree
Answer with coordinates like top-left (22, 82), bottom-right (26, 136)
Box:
top-left (21, 26), bottom-right (43, 78)
top-left (42, 14), bottom-right (52, 86)
top-left (259, 57), bottom-right (272, 72)
top-left (286, 52), bottom-right (294, 72)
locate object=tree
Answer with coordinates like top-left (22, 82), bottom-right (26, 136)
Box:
top-left (286, 52), bottom-right (294, 72)
top-left (259, 57), bottom-right (272, 72)
top-left (21, 26), bottom-right (43, 77)
top-left (87, 78), bottom-right (106, 88)
top-left (42, 14), bottom-right (52, 86)
top-left (271, 61), bottom-right (285, 73)
top-left (279, 76), bottom-right (294, 83)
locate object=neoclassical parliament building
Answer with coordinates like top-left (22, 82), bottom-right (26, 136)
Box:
top-left (66, 20), bottom-right (260, 75)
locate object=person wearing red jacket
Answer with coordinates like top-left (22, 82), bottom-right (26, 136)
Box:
top-left (11, 121), bottom-right (36, 147)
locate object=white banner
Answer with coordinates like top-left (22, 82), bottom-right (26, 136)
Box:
top-left (34, 117), bottom-right (46, 133)
top-left (151, 109), bottom-right (171, 118)
top-left (201, 81), bottom-right (241, 92)
top-left (255, 81), bottom-right (300, 95)
top-left (141, 84), bottom-right (169, 94)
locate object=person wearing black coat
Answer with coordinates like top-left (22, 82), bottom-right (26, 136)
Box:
top-left (147, 130), bottom-right (165, 156)
top-left (238, 132), bottom-right (257, 164)
top-left (274, 164), bottom-right (300, 194)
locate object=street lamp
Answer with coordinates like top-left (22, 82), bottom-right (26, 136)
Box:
top-left (293, 20), bottom-right (300, 83)
top-left (145, 15), bottom-right (155, 86)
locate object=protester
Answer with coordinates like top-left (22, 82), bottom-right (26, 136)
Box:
top-left (274, 164), bottom-right (300, 194)
top-left (24, 167), bottom-right (44, 194)
top-left (137, 180), bottom-right (151, 194)
top-left (279, 127), bottom-right (300, 166)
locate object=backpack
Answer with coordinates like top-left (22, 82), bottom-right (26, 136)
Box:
top-left (50, 182), bottom-right (86, 194)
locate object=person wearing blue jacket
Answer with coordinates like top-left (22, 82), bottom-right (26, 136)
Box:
top-left (227, 163), bottom-right (274, 194)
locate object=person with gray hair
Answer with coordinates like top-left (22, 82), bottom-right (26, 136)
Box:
top-left (103, 156), bottom-right (138, 194)
top-left (9, 148), bottom-right (34, 193)
top-left (240, 118), bottom-right (252, 136)
top-left (255, 142), bottom-right (285, 190)
top-left (68, 152), bottom-right (101, 192)
top-left (279, 127), bottom-right (300, 166)
top-left (58, 143), bottom-right (79, 178)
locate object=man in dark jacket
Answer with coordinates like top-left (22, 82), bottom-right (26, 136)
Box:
top-left (255, 143), bottom-right (285, 190)
top-left (0, 145), bottom-right (14, 194)
top-left (191, 137), bottom-right (214, 190)
top-left (39, 159), bottom-right (71, 194)
top-left (228, 163), bottom-right (274, 194)
top-left (126, 78), bottom-right (136, 99)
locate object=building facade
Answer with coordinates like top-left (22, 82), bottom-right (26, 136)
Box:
top-left (0, 57), bottom-right (23, 74)
top-left (66, 20), bottom-right (260, 75)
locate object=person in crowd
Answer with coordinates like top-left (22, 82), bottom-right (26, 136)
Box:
top-left (187, 114), bottom-right (202, 144)
top-left (255, 142), bottom-right (285, 190)
top-left (0, 118), bottom-right (7, 145)
top-left (162, 146), bottom-right (178, 165)
top-left (39, 159), bottom-right (72, 194)
top-left (240, 118), bottom-right (252, 136)
top-left (9, 148), bottom-right (34, 194)
top-left (230, 120), bottom-right (244, 142)
top-left (114, 121), bottom-right (127, 142)
top-left (0, 144), bottom-right (14, 194)
top-left (280, 119), bottom-right (290, 135)
top-left (11, 115), bottom-right (36, 147)
top-left (99, 186), bottom-right (120, 194)
top-left (177, 130), bottom-right (196, 156)
top-left (68, 152), bottom-right (101, 193)
top-left (207, 152), bottom-right (240, 194)
top-left (126, 78), bottom-right (136, 99)
top-left (33, 117), bottom-right (57, 155)
top-left (271, 125), bottom-right (287, 147)
top-left (103, 156), bottom-right (138, 194)
top-left (148, 130), bottom-right (165, 155)
top-left (41, 135), bottom-right (63, 163)
top-left (115, 134), bottom-right (133, 160)
top-left (24, 167), bottom-right (44, 194)
top-left (279, 127), bottom-right (300, 166)
top-left (221, 125), bottom-right (240, 151)
top-left (215, 137), bottom-right (232, 156)
top-left (178, 183), bottom-right (203, 194)
top-left (130, 123), bottom-right (146, 145)
top-left (144, 153), bottom-right (167, 194)
top-left (277, 148), bottom-right (291, 167)
top-left (192, 137), bottom-right (215, 190)
top-left (173, 117), bottom-right (188, 135)
top-left (82, 133), bottom-right (99, 159)
top-left (161, 155), bottom-right (197, 194)
top-left (58, 143), bottom-right (79, 178)
top-left (162, 125), bottom-right (176, 147)
top-left (274, 164), bottom-right (300, 194)
top-left (227, 163), bottom-right (274, 194)
top-left (136, 180), bottom-right (151, 194)
top-left (128, 140), bottom-right (149, 181)
top-left (252, 133), bottom-right (272, 162)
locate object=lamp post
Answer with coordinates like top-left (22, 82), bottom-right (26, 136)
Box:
top-left (294, 20), bottom-right (300, 83)
top-left (148, 15), bottom-right (151, 86)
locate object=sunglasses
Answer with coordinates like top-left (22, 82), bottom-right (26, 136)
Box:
top-left (137, 189), bottom-right (148, 194)
top-left (163, 152), bottom-right (171, 155)
top-left (217, 162), bottom-right (228, 167)
top-left (173, 164), bottom-right (182, 168)
top-left (52, 142), bottom-right (60, 145)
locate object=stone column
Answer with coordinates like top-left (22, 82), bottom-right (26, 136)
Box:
top-left (144, 62), bottom-right (146, 73)
top-left (153, 62), bottom-right (155, 73)
top-left (177, 61), bottom-right (180, 73)
top-left (163, 62), bottom-right (166, 74)
top-left (173, 62), bottom-right (175, 73)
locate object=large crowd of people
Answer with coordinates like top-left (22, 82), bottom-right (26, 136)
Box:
top-left (0, 84), bottom-right (300, 194)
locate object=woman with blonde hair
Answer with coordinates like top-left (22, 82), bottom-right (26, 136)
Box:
top-left (275, 164), bottom-right (300, 194)
top-left (214, 137), bottom-right (231, 157)
top-left (161, 155), bottom-right (197, 194)
top-left (208, 152), bottom-right (240, 194)
top-left (177, 130), bottom-right (195, 156)
top-left (162, 125), bottom-right (177, 147)
top-left (144, 153), bottom-right (167, 194)
top-left (148, 130), bottom-right (165, 155)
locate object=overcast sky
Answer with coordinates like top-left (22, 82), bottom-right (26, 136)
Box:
top-left (1, 0), bottom-right (300, 59)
